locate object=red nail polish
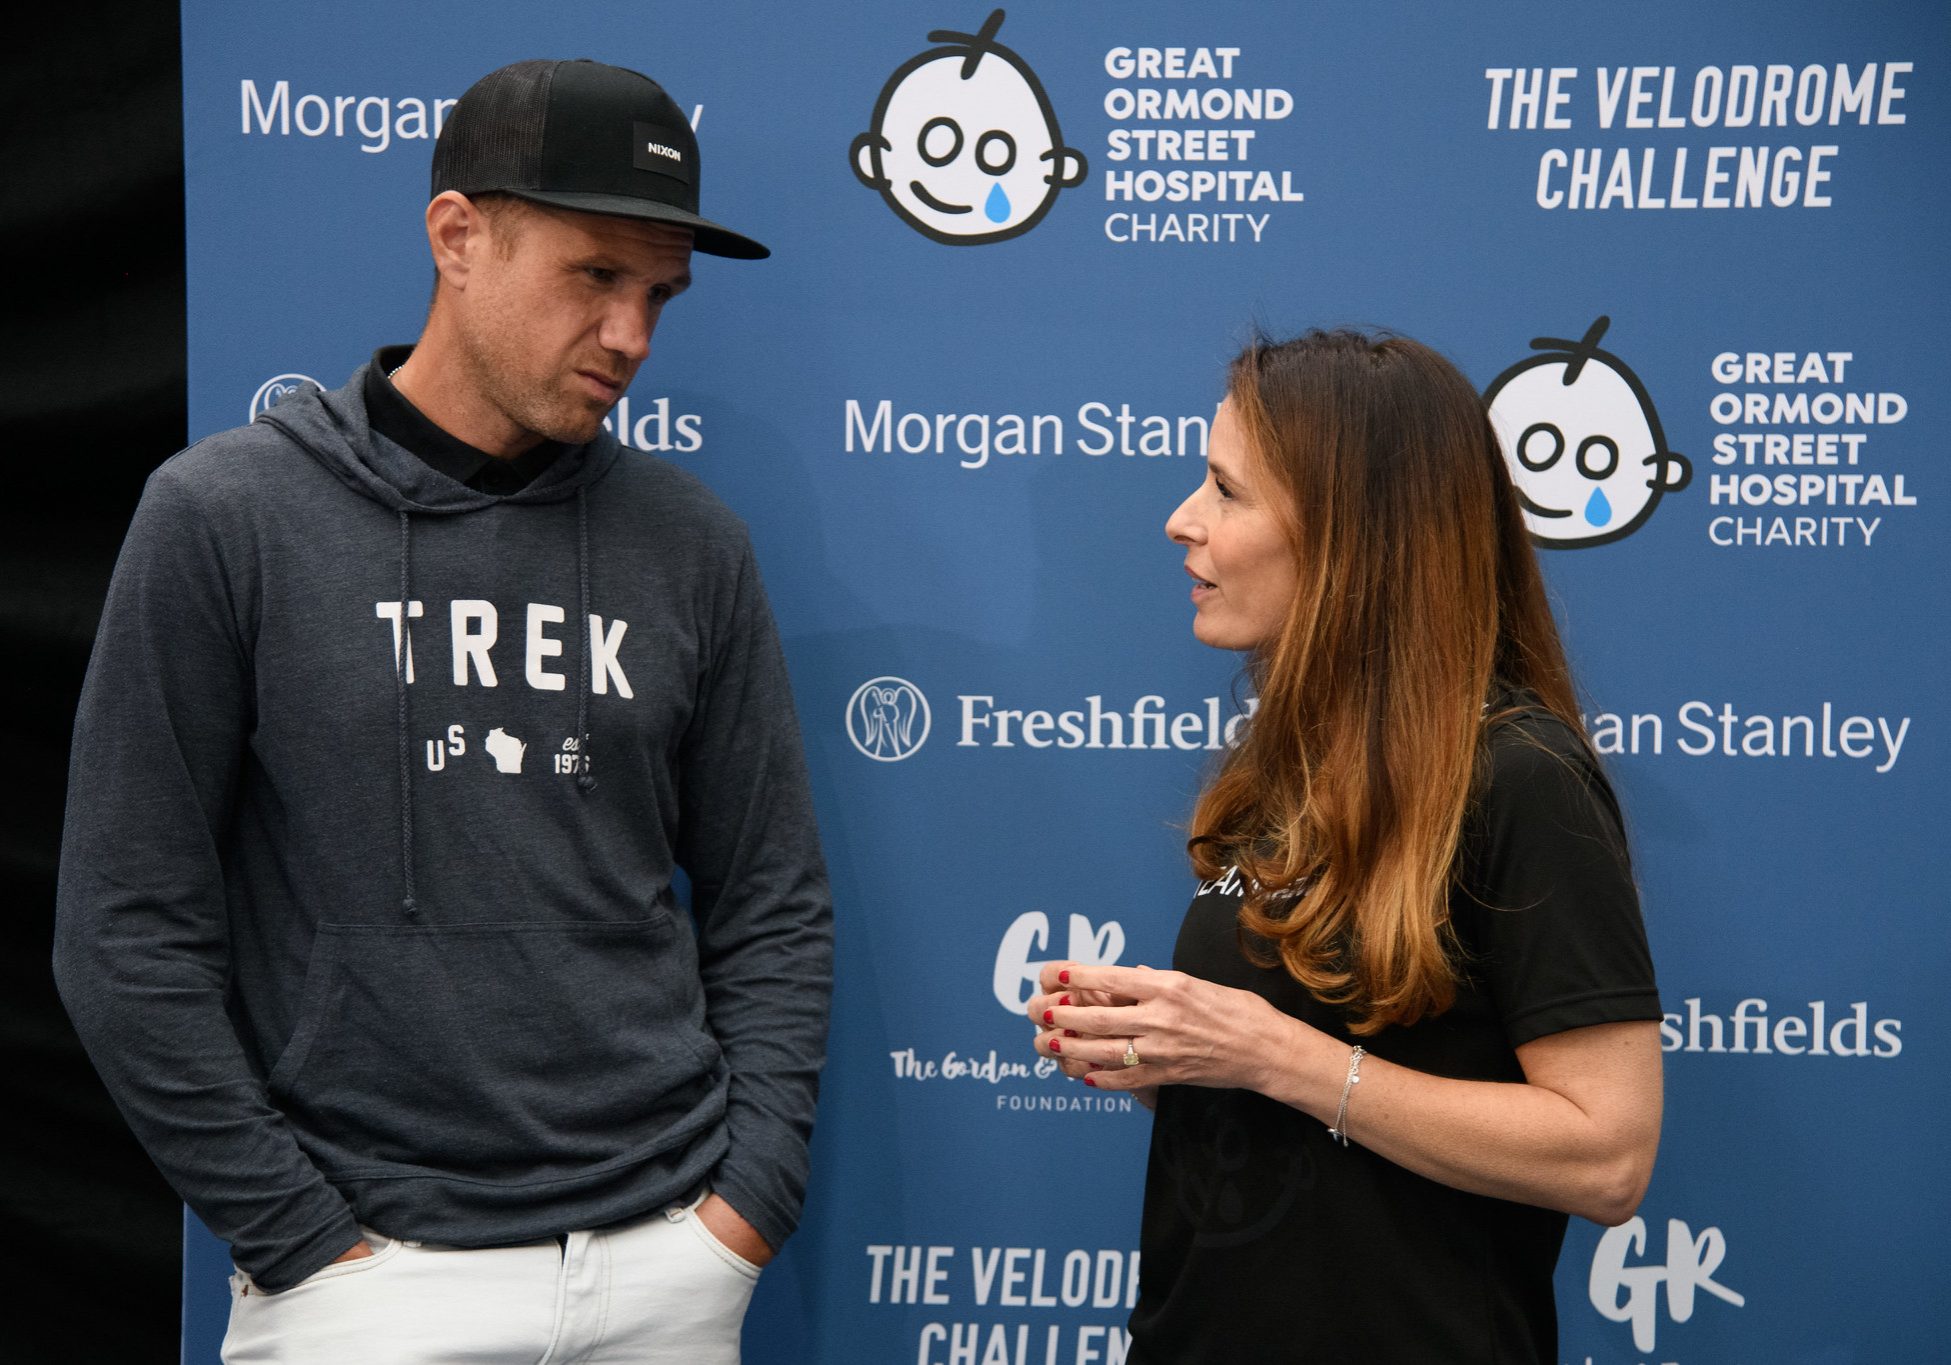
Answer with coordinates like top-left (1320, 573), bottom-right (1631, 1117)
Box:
top-left (1083, 1074), bottom-right (1097, 1087)
top-left (1049, 1038), bottom-right (1061, 1053)
top-left (1064, 1029), bottom-right (1077, 1038)
top-left (1060, 995), bottom-right (1071, 1007)
top-left (1043, 1009), bottom-right (1054, 1024)
top-left (1059, 970), bottom-right (1070, 984)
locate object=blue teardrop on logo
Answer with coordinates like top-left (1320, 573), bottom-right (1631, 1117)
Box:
top-left (985, 183), bottom-right (1011, 223)
top-left (1585, 488), bottom-right (1613, 526)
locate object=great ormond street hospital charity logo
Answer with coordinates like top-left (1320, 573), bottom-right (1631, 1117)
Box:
top-left (848, 676), bottom-right (931, 760)
top-left (851, 8), bottom-right (1088, 245)
top-left (1484, 317), bottom-right (1692, 548)
top-left (249, 373), bottom-right (324, 422)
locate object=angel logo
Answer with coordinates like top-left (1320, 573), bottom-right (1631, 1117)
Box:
top-left (249, 372), bottom-right (323, 422)
top-left (850, 9), bottom-right (1088, 245)
top-left (1484, 317), bottom-right (1692, 548)
top-left (848, 676), bottom-right (932, 761)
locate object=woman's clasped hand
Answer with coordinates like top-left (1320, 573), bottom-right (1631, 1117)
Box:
top-left (1027, 960), bottom-right (1337, 1108)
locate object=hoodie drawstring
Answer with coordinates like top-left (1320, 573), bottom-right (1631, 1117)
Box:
top-left (393, 491), bottom-right (595, 920)
top-left (575, 488), bottom-right (596, 794)
top-left (396, 509), bottom-right (419, 916)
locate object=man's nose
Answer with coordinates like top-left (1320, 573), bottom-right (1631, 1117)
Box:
top-left (599, 298), bottom-right (656, 363)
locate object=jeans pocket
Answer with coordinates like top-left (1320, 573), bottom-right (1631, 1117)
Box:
top-left (238, 1230), bottom-right (408, 1297)
top-left (295, 1231), bottom-right (407, 1287)
top-left (680, 1203), bottom-right (764, 1281)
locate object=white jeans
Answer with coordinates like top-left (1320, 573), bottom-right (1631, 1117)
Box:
top-left (222, 1191), bottom-right (761, 1364)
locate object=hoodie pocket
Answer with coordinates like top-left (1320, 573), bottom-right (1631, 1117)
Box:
top-left (267, 914), bottom-right (717, 1178)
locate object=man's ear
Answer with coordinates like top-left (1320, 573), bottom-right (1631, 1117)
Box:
top-left (426, 191), bottom-right (484, 293)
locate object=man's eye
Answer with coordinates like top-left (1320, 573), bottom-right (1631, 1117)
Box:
top-left (585, 267), bottom-right (616, 285)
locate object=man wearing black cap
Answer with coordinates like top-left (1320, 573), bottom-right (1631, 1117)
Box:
top-left (55, 59), bottom-right (831, 1363)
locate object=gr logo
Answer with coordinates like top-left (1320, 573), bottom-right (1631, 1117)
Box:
top-left (851, 8), bottom-right (1088, 245)
top-left (1588, 1214), bottom-right (1745, 1353)
top-left (847, 676), bottom-right (931, 761)
top-left (249, 373), bottom-right (324, 422)
top-left (1485, 316), bottom-right (1692, 548)
top-left (992, 910), bottom-right (1125, 1014)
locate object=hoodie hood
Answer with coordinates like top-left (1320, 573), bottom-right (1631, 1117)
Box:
top-left (257, 363), bottom-right (622, 514)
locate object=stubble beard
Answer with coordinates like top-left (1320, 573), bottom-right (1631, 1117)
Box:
top-left (459, 318), bottom-right (617, 448)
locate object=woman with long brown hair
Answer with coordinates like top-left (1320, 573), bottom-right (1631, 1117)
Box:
top-left (1028, 329), bottom-right (1662, 1362)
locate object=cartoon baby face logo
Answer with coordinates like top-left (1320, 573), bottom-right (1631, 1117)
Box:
top-left (851, 8), bottom-right (1088, 245)
top-left (1484, 317), bottom-right (1692, 548)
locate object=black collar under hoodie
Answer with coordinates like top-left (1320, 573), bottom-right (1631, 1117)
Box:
top-left (362, 344), bottom-right (565, 495)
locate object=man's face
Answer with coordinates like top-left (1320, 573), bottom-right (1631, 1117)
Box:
top-left (455, 202), bottom-right (693, 447)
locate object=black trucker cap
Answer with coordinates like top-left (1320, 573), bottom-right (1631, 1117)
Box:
top-left (432, 58), bottom-right (768, 260)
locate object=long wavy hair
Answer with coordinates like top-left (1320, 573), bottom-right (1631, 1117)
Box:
top-left (1187, 329), bottom-right (1584, 1035)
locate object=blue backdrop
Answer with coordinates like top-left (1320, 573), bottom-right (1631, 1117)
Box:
top-left (179, 3), bottom-right (1946, 1361)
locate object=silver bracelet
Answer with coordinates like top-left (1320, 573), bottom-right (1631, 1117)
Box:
top-left (1326, 1044), bottom-right (1365, 1147)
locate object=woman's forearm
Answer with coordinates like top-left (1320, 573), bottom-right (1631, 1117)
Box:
top-left (1249, 1014), bottom-right (1663, 1224)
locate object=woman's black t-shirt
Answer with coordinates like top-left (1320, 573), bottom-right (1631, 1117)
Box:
top-left (1129, 709), bottom-right (1661, 1364)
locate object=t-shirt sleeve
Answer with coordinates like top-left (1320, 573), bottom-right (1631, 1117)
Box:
top-left (1459, 718), bottom-right (1661, 1048)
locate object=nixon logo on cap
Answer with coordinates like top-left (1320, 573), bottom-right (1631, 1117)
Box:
top-left (632, 121), bottom-right (690, 179)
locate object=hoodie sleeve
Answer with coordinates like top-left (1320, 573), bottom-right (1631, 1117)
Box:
top-left (53, 463), bottom-right (364, 1292)
top-left (676, 542), bottom-right (833, 1251)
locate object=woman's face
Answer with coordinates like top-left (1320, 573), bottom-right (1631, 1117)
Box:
top-left (1165, 400), bottom-right (1299, 652)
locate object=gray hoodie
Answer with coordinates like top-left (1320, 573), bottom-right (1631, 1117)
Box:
top-left (54, 370), bottom-right (832, 1292)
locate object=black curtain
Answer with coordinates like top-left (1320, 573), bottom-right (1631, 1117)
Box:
top-left (2, 5), bottom-right (187, 1360)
